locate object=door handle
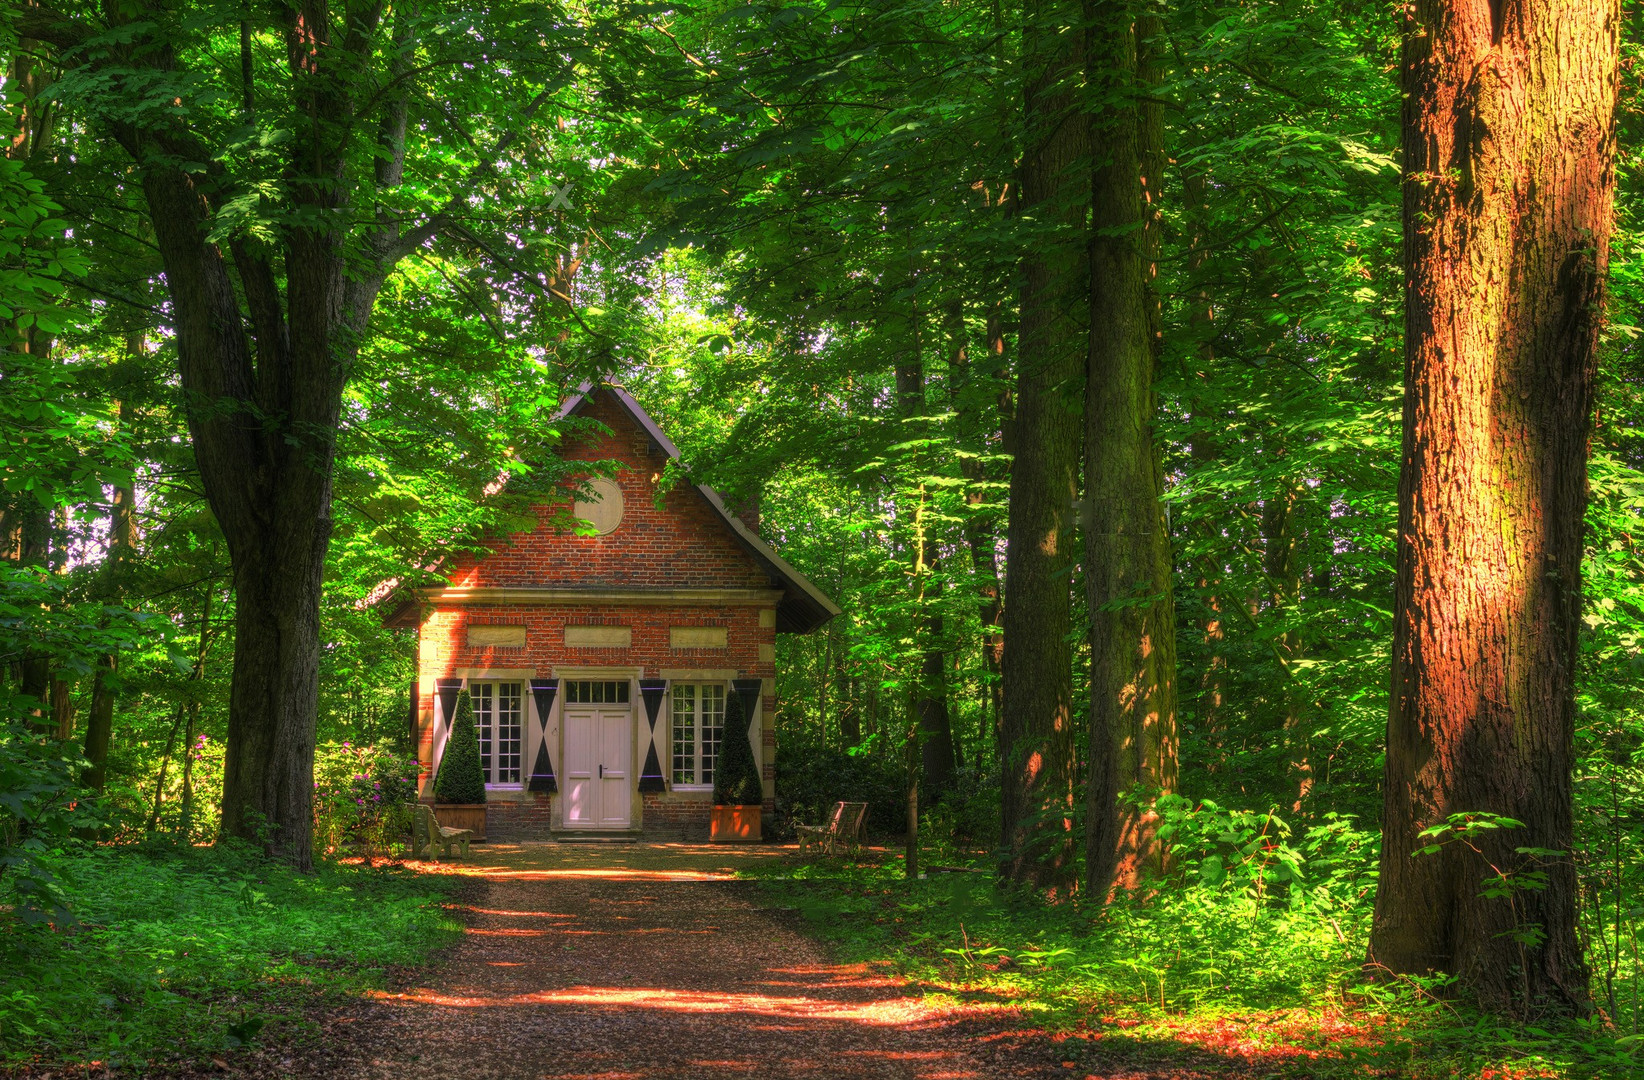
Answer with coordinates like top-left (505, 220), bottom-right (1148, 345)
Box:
top-left (599, 764), bottom-right (604, 778)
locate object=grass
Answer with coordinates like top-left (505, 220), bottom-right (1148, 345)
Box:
top-left (738, 850), bottom-right (1640, 1079)
top-left (0, 841), bottom-right (461, 1074)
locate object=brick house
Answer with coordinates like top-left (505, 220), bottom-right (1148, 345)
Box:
top-left (383, 383), bottom-right (839, 840)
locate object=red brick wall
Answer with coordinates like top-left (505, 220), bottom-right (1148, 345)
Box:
top-left (419, 603), bottom-right (773, 678)
top-left (442, 388), bottom-right (771, 591)
top-left (487, 793), bottom-right (555, 840)
top-left (640, 792), bottom-right (713, 841)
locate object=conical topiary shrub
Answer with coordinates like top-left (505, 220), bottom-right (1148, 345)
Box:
top-left (713, 689), bottom-right (763, 806)
top-left (434, 689), bottom-right (486, 805)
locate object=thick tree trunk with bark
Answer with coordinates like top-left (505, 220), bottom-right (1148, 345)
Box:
top-left (136, 159), bottom-right (354, 867)
top-left (108, 6), bottom-right (397, 865)
top-left (1370, 0), bottom-right (1617, 1014)
top-left (999, 0), bottom-right (1087, 891)
top-left (18, 2), bottom-right (543, 864)
top-left (1084, 1), bottom-right (1179, 896)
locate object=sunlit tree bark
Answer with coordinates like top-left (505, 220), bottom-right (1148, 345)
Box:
top-left (1369, 0), bottom-right (1618, 1013)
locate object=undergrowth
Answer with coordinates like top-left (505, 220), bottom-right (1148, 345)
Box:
top-left (742, 805), bottom-right (1639, 1079)
top-left (0, 841), bottom-right (461, 1073)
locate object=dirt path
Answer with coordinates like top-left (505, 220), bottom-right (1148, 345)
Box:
top-left (288, 843), bottom-right (1099, 1080)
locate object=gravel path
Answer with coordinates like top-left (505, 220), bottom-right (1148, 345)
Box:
top-left (292, 843), bottom-right (1091, 1080)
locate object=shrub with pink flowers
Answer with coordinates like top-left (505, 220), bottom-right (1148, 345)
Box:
top-left (312, 741), bottom-right (421, 858)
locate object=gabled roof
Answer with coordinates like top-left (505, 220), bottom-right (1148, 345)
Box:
top-left (556, 382), bottom-right (841, 634)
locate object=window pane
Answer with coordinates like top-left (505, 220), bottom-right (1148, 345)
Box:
top-left (671, 685), bottom-right (696, 784)
top-left (473, 683), bottom-right (494, 782)
top-left (565, 679), bottom-right (630, 704)
top-left (700, 683), bottom-right (726, 785)
top-left (496, 683), bottom-right (522, 784)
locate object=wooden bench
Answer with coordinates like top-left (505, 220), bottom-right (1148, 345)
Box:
top-left (796, 801), bottom-right (867, 857)
top-left (412, 803), bottom-right (474, 861)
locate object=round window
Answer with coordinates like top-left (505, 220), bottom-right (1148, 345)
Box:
top-left (574, 477), bottom-right (625, 535)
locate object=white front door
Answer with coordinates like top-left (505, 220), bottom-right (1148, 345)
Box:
top-left (563, 705), bottom-right (633, 828)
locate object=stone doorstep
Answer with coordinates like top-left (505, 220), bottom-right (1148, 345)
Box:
top-left (554, 831), bottom-right (644, 843)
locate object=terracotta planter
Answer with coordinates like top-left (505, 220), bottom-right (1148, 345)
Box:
top-left (710, 804), bottom-right (762, 842)
top-left (434, 803), bottom-right (487, 842)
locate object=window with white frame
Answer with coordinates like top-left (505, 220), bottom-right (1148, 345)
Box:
top-left (470, 681), bottom-right (523, 785)
top-left (671, 683), bottom-right (726, 787)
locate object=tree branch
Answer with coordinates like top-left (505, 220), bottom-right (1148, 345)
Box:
top-left (376, 88), bottom-right (555, 266)
top-left (11, 6), bottom-right (93, 50)
top-left (446, 222), bottom-right (607, 344)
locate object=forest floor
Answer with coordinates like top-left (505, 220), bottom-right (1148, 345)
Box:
top-left (230, 842), bottom-right (1274, 1080)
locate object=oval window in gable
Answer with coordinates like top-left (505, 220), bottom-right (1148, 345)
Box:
top-left (574, 477), bottom-right (625, 535)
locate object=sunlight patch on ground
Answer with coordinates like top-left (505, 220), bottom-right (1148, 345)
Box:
top-left (554, 926), bottom-right (718, 935)
top-left (417, 865), bottom-right (743, 881)
top-left (367, 984), bottom-right (1014, 1026)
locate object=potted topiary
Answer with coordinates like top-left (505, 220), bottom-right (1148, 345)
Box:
top-left (711, 690), bottom-right (763, 841)
top-left (433, 688), bottom-right (487, 840)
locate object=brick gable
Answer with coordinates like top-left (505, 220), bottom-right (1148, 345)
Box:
top-left (444, 390), bottom-right (771, 591)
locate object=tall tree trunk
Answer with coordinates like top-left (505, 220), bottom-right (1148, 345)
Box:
top-left (1369, 0), bottom-right (1617, 1014)
top-left (130, 89), bottom-right (381, 869)
top-left (84, 377), bottom-right (141, 791)
top-left (84, 656), bottom-right (116, 793)
top-left (905, 712), bottom-right (920, 881)
top-left (1261, 480), bottom-right (1310, 811)
top-left (1084, 0), bottom-right (1178, 896)
top-left (947, 300), bottom-right (1007, 762)
top-left (12, 467), bottom-right (50, 732)
top-left (917, 613), bottom-right (955, 797)
top-left (1181, 167), bottom-right (1229, 761)
top-left (7, 42), bottom-right (57, 730)
top-left (998, 0), bottom-right (1087, 892)
top-left (147, 708), bottom-right (184, 835)
top-left (178, 583), bottom-right (212, 840)
top-left (5, 2), bottom-right (429, 868)
top-left (896, 352), bottom-right (957, 802)
top-left (1189, 438), bottom-right (1228, 761)
top-left (50, 677), bottom-right (74, 740)
top-left (835, 647), bottom-right (860, 747)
